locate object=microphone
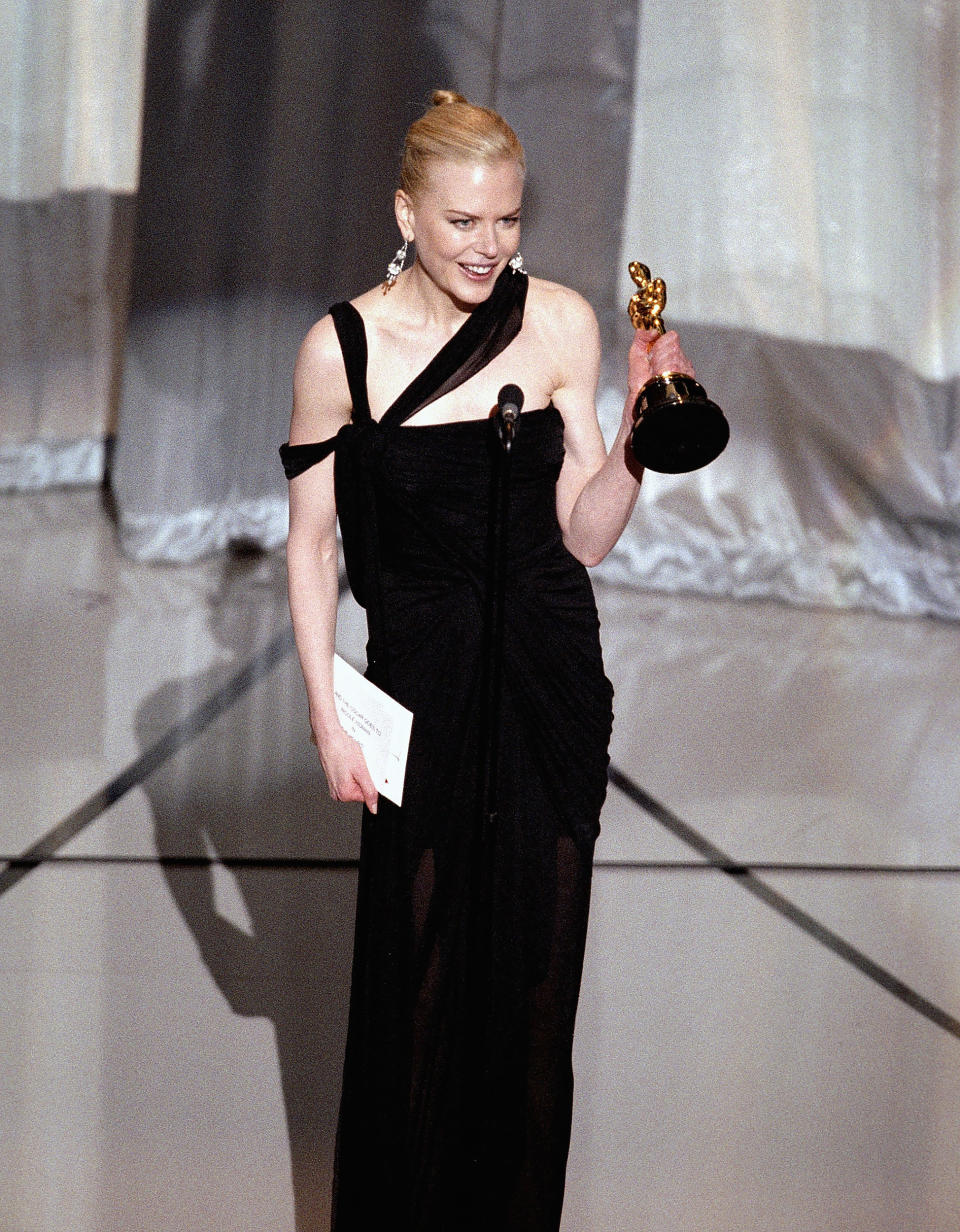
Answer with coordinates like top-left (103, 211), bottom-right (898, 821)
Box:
top-left (496, 383), bottom-right (524, 451)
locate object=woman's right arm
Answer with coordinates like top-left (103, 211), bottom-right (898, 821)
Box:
top-left (286, 317), bottom-right (379, 813)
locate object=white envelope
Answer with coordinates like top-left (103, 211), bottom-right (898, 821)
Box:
top-left (332, 655), bottom-right (413, 807)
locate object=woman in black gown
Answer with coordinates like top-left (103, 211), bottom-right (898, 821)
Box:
top-left (282, 90), bottom-right (693, 1231)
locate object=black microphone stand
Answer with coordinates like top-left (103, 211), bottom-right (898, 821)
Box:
top-left (482, 395), bottom-right (519, 830)
top-left (464, 395), bottom-right (519, 1177)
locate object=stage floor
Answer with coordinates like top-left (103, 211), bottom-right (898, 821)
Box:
top-left (3, 485), bottom-right (960, 1231)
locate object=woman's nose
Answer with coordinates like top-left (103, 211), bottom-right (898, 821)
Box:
top-left (474, 224), bottom-right (498, 257)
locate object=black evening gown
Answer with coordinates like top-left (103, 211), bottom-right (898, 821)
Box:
top-left (280, 267), bottom-right (614, 1232)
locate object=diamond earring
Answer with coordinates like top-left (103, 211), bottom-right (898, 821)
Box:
top-left (509, 252), bottom-right (527, 274)
top-left (383, 238), bottom-right (409, 292)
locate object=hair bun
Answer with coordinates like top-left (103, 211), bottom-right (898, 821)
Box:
top-left (430, 89), bottom-right (468, 108)
top-left (399, 91), bottom-right (525, 198)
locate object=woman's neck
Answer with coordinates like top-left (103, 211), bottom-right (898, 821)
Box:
top-left (397, 262), bottom-right (477, 331)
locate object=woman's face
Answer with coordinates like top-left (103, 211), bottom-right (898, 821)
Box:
top-left (396, 157), bottom-right (524, 307)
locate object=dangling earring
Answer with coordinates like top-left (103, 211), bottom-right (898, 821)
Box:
top-left (383, 238), bottom-right (409, 292)
top-left (509, 252), bottom-right (527, 274)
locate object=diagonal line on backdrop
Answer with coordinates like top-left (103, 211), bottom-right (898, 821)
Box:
top-left (593, 860), bottom-right (960, 873)
top-left (608, 765), bottom-right (960, 1041)
top-left (0, 624), bottom-right (295, 901)
top-left (8, 596), bottom-right (958, 1043)
top-left (5, 852), bottom-right (959, 875)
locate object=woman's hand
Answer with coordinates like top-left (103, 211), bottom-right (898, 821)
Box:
top-left (627, 328), bottom-right (695, 395)
top-left (623, 328), bottom-right (696, 434)
top-left (312, 724), bottom-right (379, 814)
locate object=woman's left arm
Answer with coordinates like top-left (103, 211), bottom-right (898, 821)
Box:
top-left (553, 290), bottom-right (693, 567)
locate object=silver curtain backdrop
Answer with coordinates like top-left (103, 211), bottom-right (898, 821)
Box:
top-left (3, 1), bottom-right (959, 619)
top-left (0, 0), bottom-right (146, 488)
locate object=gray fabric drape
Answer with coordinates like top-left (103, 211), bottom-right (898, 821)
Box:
top-left (598, 318), bottom-right (960, 618)
top-left (0, 192), bottom-right (135, 490)
top-left (0, 0), bottom-right (146, 490)
top-left (598, 0), bottom-right (960, 619)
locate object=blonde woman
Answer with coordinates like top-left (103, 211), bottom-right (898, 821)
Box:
top-left (282, 90), bottom-right (692, 1231)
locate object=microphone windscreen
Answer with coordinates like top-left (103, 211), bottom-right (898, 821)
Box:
top-left (497, 384), bottom-right (524, 414)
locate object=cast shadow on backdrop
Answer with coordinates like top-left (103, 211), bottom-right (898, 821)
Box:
top-left (127, 6), bottom-right (454, 1219)
top-left (135, 551), bottom-right (360, 1231)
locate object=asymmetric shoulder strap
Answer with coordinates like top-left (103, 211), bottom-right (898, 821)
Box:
top-left (380, 267), bottom-right (528, 428)
top-left (329, 301), bottom-right (372, 423)
top-left (278, 301), bottom-right (371, 480)
top-left (279, 269), bottom-right (528, 479)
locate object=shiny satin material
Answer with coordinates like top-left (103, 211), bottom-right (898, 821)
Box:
top-left (596, 321), bottom-right (960, 620)
top-left (15, 0), bottom-right (956, 620)
top-left (0, 436), bottom-right (107, 493)
top-left (1, 1), bottom-right (147, 198)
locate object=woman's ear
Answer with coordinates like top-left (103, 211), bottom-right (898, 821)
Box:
top-left (394, 190), bottom-right (415, 244)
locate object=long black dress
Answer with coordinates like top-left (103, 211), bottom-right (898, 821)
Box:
top-left (281, 267), bottom-right (614, 1232)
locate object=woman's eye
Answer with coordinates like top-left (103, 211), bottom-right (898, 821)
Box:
top-left (501, 216), bottom-right (520, 227)
top-left (452, 218), bottom-right (472, 229)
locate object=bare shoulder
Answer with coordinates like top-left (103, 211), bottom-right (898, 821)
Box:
top-left (290, 314), bottom-right (352, 444)
top-left (525, 276), bottom-right (600, 344)
top-left (294, 314), bottom-right (345, 387)
top-left (524, 277), bottom-right (601, 399)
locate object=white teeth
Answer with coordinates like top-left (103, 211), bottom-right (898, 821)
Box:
top-left (463, 263), bottom-right (494, 274)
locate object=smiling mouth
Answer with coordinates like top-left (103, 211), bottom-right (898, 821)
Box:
top-left (460, 262), bottom-right (497, 277)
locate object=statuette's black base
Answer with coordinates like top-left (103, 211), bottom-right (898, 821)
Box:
top-left (630, 373), bottom-right (730, 474)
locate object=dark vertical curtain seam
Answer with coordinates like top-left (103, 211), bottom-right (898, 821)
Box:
top-left (487, 0), bottom-right (508, 106)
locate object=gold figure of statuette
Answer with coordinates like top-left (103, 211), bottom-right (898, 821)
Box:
top-left (627, 261), bottom-right (667, 334)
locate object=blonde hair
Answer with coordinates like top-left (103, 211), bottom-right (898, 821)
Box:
top-left (399, 89), bottom-right (526, 198)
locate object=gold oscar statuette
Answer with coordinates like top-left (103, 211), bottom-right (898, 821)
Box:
top-left (627, 261), bottom-right (729, 473)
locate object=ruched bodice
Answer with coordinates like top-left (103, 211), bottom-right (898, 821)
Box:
top-left (361, 403), bottom-right (612, 851)
top-left (374, 407), bottom-right (563, 594)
